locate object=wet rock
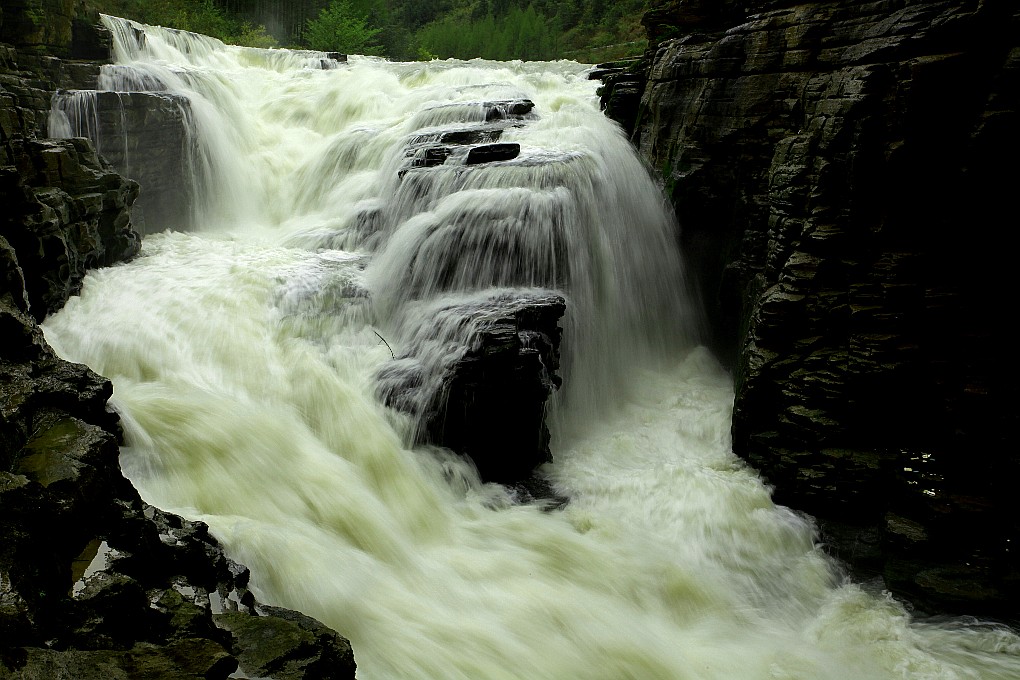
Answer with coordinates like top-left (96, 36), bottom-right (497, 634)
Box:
top-left (380, 291), bottom-right (565, 484)
top-left (50, 89), bottom-right (198, 233)
top-left (215, 606), bottom-right (356, 679)
top-left (400, 119), bottom-right (528, 177)
top-left (465, 142), bottom-right (520, 165)
top-left (483, 98), bottom-right (534, 120)
top-left (1, 136), bottom-right (140, 321)
top-left (408, 144), bottom-right (453, 169)
top-left (14, 640), bottom-right (237, 679)
top-left (436, 123), bottom-right (511, 145)
top-left (591, 58), bottom-right (647, 136)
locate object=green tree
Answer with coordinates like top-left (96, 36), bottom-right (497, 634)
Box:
top-left (304, 0), bottom-right (383, 54)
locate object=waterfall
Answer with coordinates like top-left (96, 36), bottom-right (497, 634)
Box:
top-left (41, 15), bottom-right (1020, 680)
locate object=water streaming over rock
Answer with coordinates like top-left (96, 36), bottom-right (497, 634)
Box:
top-left (41, 15), bottom-right (1020, 680)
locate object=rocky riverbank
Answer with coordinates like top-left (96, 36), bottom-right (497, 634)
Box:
top-left (1, 3), bottom-right (357, 677)
top-left (605, 0), bottom-right (1019, 618)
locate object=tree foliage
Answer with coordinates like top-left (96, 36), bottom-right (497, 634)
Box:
top-left (415, 4), bottom-right (559, 61)
top-left (89, 0), bottom-right (652, 61)
top-left (92, 0), bottom-right (278, 47)
top-left (303, 0), bottom-right (384, 54)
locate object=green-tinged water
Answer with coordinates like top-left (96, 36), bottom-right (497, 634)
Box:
top-left (42, 16), bottom-right (1020, 679)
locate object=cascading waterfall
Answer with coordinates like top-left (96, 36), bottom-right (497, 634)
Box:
top-left (40, 14), bottom-right (1020, 680)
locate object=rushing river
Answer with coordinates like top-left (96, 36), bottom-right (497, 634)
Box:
top-left (41, 15), bottom-right (1020, 680)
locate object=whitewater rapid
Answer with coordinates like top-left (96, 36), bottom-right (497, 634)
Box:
top-left (41, 16), bottom-right (1020, 680)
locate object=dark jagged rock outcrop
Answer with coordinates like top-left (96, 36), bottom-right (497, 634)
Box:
top-left (619, 0), bottom-right (1019, 616)
top-left (423, 294), bottom-right (563, 484)
top-left (1, 136), bottom-right (140, 321)
top-left (591, 58), bottom-right (647, 136)
top-left (379, 292), bottom-right (565, 485)
top-left (2, 3), bottom-right (358, 676)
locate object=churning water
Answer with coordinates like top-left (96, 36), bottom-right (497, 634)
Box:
top-left (42, 15), bottom-right (1020, 680)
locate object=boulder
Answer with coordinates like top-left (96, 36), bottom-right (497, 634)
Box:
top-left (379, 291), bottom-right (565, 484)
top-left (215, 606), bottom-right (357, 679)
top-left (465, 142), bottom-right (520, 165)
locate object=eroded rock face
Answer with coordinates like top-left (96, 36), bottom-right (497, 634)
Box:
top-left (592, 58), bottom-right (647, 137)
top-left (399, 99), bottom-right (535, 176)
top-left (1, 136), bottom-right (141, 321)
top-left (628, 0), bottom-right (1019, 615)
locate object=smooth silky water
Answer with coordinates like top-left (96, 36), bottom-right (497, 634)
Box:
top-left (41, 16), bottom-right (1020, 679)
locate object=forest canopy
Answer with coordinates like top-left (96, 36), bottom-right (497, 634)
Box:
top-left (90, 0), bottom-right (651, 62)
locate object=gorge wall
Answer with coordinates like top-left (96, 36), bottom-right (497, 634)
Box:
top-left (1, 2), bottom-right (356, 677)
top-left (612, 0), bottom-right (1018, 617)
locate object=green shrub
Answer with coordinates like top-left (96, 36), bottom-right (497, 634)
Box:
top-left (303, 0), bottom-right (384, 55)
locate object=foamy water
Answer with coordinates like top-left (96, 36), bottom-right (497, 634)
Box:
top-left (42, 16), bottom-right (1020, 679)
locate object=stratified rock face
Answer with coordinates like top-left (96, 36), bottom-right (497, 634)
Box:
top-left (399, 99), bottom-right (535, 176)
top-left (3, 15), bottom-right (139, 323)
top-left (633, 0), bottom-right (1019, 615)
top-left (0, 0), bottom-right (110, 89)
top-left (51, 89), bottom-right (199, 232)
top-left (591, 58), bottom-right (648, 137)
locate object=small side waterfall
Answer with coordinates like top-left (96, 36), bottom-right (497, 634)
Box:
top-left (41, 15), bottom-right (1020, 680)
top-left (49, 87), bottom-right (201, 230)
top-left (49, 16), bottom-right (346, 232)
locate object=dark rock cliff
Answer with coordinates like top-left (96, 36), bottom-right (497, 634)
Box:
top-left (1, 2), bottom-right (357, 676)
top-left (611, 0), bottom-right (1018, 617)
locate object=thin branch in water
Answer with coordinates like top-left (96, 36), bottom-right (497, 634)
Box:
top-left (373, 330), bottom-right (395, 359)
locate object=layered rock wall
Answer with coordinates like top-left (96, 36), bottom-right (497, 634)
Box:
top-left (628, 0), bottom-right (1019, 616)
top-left (51, 89), bottom-right (200, 232)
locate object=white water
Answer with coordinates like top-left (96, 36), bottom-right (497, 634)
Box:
top-left (41, 16), bottom-right (1020, 680)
